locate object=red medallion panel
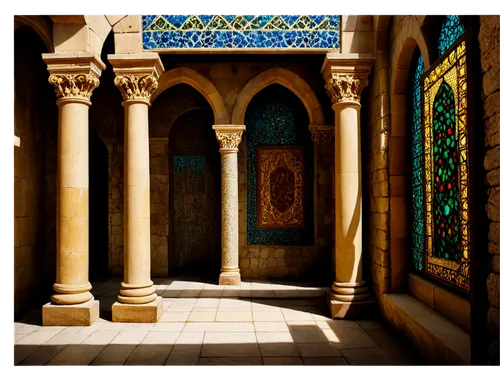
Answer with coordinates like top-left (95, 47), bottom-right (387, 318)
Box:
top-left (257, 146), bottom-right (305, 228)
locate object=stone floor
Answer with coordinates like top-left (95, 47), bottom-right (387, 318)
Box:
top-left (14, 279), bottom-right (425, 365)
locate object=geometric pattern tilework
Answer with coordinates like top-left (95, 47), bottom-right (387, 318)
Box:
top-left (246, 84), bottom-right (314, 245)
top-left (142, 15), bottom-right (340, 50)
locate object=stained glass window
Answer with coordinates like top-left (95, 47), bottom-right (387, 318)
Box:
top-left (410, 51), bottom-right (425, 271)
top-left (438, 15), bottom-right (465, 57)
top-left (410, 17), bottom-right (470, 291)
top-left (422, 40), bottom-right (470, 291)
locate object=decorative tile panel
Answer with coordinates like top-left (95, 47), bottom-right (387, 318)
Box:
top-left (246, 84), bottom-right (314, 246)
top-left (142, 15), bottom-right (340, 50)
top-left (257, 146), bottom-right (305, 228)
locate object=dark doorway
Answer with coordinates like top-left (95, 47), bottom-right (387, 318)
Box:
top-left (169, 108), bottom-right (221, 279)
top-left (89, 132), bottom-right (109, 279)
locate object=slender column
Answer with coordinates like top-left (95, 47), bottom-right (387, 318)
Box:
top-left (109, 54), bottom-right (164, 322)
top-left (322, 55), bottom-right (374, 318)
top-left (42, 53), bottom-right (105, 326)
top-left (213, 125), bottom-right (246, 285)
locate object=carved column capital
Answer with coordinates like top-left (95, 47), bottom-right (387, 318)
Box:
top-left (48, 73), bottom-right (100, 101)
top-left (43, 52), bottom-right (105, 104)
top-left (114, 74), bottom-right (158, 102)
top-left (309, 125), bottom-right (335, 143)
top-left (108, 53), bottom-right (164, 104)
top-left (325, 74), bottom-right (368, 105)
top-left (212, 125), bottom-right (246, 151)
top-left (320, 53), bottom-right (375, 106)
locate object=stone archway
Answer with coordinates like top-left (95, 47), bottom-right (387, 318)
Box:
top-left (389, 29), bottom-right (432, 292)
top-left (152, 67), bottom-right (230, 125)
top-left (231, 67), bottom-right (325, 126)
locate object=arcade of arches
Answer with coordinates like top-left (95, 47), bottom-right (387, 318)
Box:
top-left (13, 15), bottom-right (500, 365)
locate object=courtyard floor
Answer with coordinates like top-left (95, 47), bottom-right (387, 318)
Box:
top-left (14, 279), bottom-right (424, 365)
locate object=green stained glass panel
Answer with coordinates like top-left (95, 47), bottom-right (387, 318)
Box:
top-left (432, 82), bottom-right (460, 261)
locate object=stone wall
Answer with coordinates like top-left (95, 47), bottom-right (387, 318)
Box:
top-left (150, 138), bottom-right (169, 277)
top-left (14, 26), bottom-right (57, 315)
top-left (365, 21), bottom-right (391, 300)
top-left (479, 15), bottom-right (500, 366)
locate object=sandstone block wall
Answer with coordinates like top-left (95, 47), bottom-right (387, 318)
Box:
top-left (14, 26), bottom-right (57, 315)
top-left (479, 14), bottom-right (500, 366)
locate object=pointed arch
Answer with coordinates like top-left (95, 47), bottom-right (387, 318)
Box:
top-left (152, 67), bottom-right (230, 124)
top-left (231, 67), bottom-right (324, 126)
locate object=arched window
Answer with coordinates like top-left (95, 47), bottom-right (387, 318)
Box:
top-left (410, 16), bottom-right (470, 292)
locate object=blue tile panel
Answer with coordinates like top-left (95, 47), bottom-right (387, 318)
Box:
top-left (245, 85), bottom-right (314, 246)
top-left (142, 15), bottom-right (340, 50)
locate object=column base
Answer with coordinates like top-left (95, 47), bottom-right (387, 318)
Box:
top-left (329, 298), bottom-right (375, 319)
top-left (42, 298), bottom-right (99, 326)
top-left (112, 296), bottom-right (163, 323)
top-left (219, 271), bottom-right (241, 286)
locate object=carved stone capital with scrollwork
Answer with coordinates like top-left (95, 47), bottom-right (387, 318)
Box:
top-left (325, 74), bottom-right (368, 105)
top-left (213, 125), bottom-right (246, 150)
top-left (48, 73), bottom-right (100, 100)
top-left (114, 74), bottom-right (159, 102)
top-left (309, 125), bottom-right (335, 143)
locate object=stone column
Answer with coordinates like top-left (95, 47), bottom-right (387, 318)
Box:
top-left (42, 53), bottom-right (105, 326)
top-left (108, 54), bottom-right (164, 323)
top-left (213, 125), bottom-right (246, 285)
top-left (322, 54), bottom-right (374, 319)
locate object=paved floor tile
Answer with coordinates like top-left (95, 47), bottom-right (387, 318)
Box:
top-left (340, 347), bottom-right (396, 365)
top-left (14, 284), bottom-right (423, 366)
top-left (263, 356), bottom-right (304, 365)
top-left (199, 357), bottom-right (263, 365)
top-left (125, 344), bottom-right (173, 365)
top-left (47, 345), bottom-right (105, 365)
top-left (188, 311), bottom-right (216, 322)
top-left (302, 357), bottom-right (349, 365)
top-left (215, 311), bottom-right (253, 322)
top-left (254, 321), bottom-right (288, 331)
top-left (159, 311), bottom-right (191, 322)
top-left (296, 342), bottom-right (341, 357)
top-left (19, 344), bottom-right (65, 366)
top-left (252, 311), bottom-right (285, 321)
top-left (152, 323), bottom-right (185, 332)
top-left (91, 344), bottom-right (137, 365)
top-left (166, 344), bottom-right (201, 365)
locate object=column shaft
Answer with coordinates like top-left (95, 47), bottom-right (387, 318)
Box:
top-left (220, 150), bottom-right (240, 280)
top-left (213, 125), bottom-right (245, 286)
top-left (53, 99), bottom-right (92, 305)
top-left (118, 100), bottom-right (156, 304)
top-left (334, 103), bottom-right (363, 285)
